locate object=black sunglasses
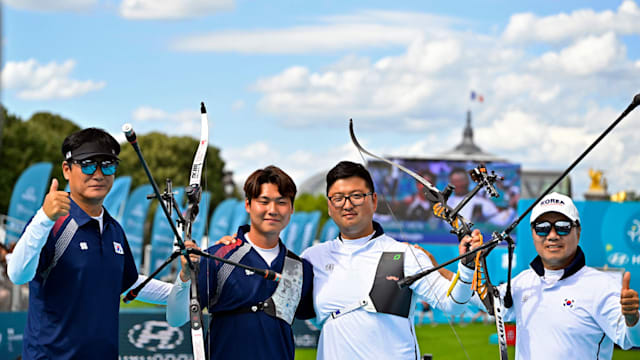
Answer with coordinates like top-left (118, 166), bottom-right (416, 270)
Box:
top-left (532, 220), bottom-right (578, 236)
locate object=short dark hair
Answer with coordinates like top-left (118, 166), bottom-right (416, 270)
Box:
top-left (61, 128), bottom-right (120, 160)
top-left (244, 165), bottom-right (297, 205)
top-left (326, 161), bottom-right (375, 195)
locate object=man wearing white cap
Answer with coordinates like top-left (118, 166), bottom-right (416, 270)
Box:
top-left (499, 192), bottom-right (640, 359)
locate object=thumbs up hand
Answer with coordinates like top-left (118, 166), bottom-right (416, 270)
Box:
top-left (42, 179), bottom-right (71, 221)
top-left (621, 271), bottom-right (640, 327)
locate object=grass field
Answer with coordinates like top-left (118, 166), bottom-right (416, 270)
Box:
top-left (118, 302), bottom-right (639, 359)
top-left (294, 323), bottom-right (639, 359)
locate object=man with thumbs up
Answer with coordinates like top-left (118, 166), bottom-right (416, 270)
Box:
top-left (7, 128), bottom-right (169, 360)
top-left (496, 192), bottom-right (640, 359)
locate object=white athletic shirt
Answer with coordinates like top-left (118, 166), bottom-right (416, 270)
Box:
top-left (90, 210), bottom-right (104, 234)
top-left (497, 259), bottom-right (640, 359)
top-left (301, 228), bottom-right (474, 360)
top-left (245, 234), bottom-right (280, 266)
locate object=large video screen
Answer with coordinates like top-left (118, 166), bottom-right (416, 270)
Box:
top-left (369, 159), bottom-right (521, 244)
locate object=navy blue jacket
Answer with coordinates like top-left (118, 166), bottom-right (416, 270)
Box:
top-left (197, 225), bottom-right (314, 360)
top-left (23, 199), bottom-right (138, 359)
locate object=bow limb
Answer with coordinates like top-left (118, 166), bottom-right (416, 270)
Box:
top-left (349, 119), bottom-right (477, 241)
top-left (183, 103), bottom-right (209, 241)
top-left (349, 119), bottom-right (443, 204)
top-left (184, 103), bottom-right (209, 360)
top-left (189, 103), bottom-right (209, 187)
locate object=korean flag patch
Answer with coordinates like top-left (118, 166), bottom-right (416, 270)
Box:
top-left (113, 242), bottom-right (124, 255)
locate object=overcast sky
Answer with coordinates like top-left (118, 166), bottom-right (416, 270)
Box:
top-left (2, 0), bottom-right (640, 199)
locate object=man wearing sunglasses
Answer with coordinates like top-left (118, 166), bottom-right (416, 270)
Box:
top-left (8, 128), bottom-right (170, 359)
top-left (498, 192), bottom-right (640, 359)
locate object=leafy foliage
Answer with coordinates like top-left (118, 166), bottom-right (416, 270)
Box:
top-left (294, 192), bottom-right (329, 230)
top-left (0, 106), bottom-right (81, 214)
top-left (117, 131), bottom-right (228, 209)
top-left (0, 106), bottom-right (230, 220)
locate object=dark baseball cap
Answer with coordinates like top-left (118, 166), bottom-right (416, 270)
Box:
top-left (65, 141), bottom-right (120, 161)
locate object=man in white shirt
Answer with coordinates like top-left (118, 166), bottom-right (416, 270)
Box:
top-left (496, 192), bottom-right (640, 359)
top-left (301, 161), bottom-right (483, 359)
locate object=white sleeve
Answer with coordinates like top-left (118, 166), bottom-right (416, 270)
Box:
top-left (406, 246), bottom-right (474, 316)
top-left (625, 320), bottom-right (640, 347)
top-left (166, 276), bottom-right (191, 327)
top-left (594, 281), bottom-right (640, 349)
top-left (125, 275), bottom-right (172, 305)
top-left (7, 208), bottom-right (54, 285)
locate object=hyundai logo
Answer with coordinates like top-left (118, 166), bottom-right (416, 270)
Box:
top-left (607, 252), bottom-right (630, 267)
top-left (127, 320), bottom-right (184, 351)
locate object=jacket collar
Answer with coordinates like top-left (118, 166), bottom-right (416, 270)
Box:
top-left (530, 246), bottom-right (586, 280)
top-left (236, 224), bottom-right (287, 256)
top-left (69, 197), bottom-right (112, 227)
top-left (338, 221), bottom-right (385, 242)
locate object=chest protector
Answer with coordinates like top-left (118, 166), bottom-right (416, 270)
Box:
top-left (213, 247), bottom-right (304, 325)
top-left (330, 251), bottom-right (412, 320)
top-left (367, 252), bottom-right (413, 317)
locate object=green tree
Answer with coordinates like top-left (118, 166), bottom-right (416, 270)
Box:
top-left (0, 107), bottom-right (81, 214)
top-left (294, 193), bottom-right (330, 238)
top-left (117, 131), bottom-right (227, 209)
top-left (117, 131), bottom-right (228, 251)
top-left (0, 107), bottom-right (229, 222)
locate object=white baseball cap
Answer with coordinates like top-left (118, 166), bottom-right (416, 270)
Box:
top-left (529, 192), bottom-right (580, 224)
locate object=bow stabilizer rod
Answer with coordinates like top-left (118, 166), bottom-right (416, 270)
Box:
top-left (497, 92), bottom-right (640, 308)
top-left (503, 92), bottom-right (640, 237)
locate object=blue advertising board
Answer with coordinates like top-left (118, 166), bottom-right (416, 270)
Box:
top-left (0, 311), bottom-right (319, 359)
top-left (104, 176), bottom-right (132, 221)
top-left (122, 185), bottom-right (154, 269)
top-left (5, 162), bottom-right (53, 244)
